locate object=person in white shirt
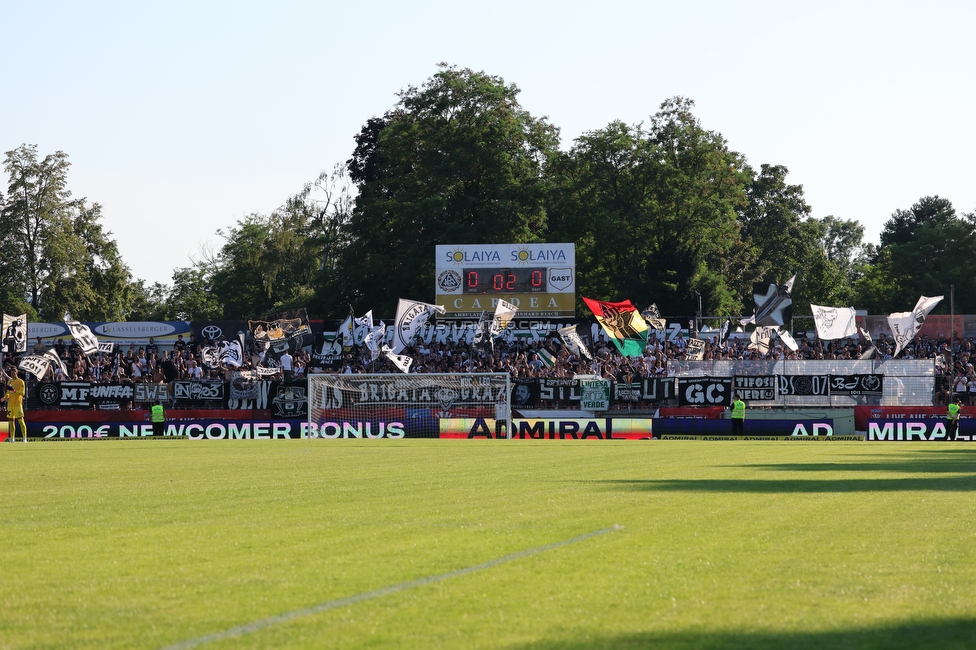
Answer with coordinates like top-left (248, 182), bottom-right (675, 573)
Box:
top-left (279, 350), bottom-right (293, 383)
top-left (187, 360), bottom-right (203, 380)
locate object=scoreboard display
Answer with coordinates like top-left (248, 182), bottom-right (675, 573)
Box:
top-left (435, 244), bottom-right (575, 318)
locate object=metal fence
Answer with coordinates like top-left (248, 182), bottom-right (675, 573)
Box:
top-left (667, 359), bottom-right (935, 407)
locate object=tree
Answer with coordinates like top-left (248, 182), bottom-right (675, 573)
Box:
top-left (1, 144), bottom-right (133, 320)
top-left (546, 98), bottom-right (751, 317)
top-left (739, 164), bottom-right (813, 285)
top-left (338, 64), bottom-right (560, 316)
top-left (820, 215), bottom-right (868, 283)
top-left (856, 196), bottom-right (976, 313)
top-left (290, 165), bottom-right (354, 318)
top-left (167, 266), bottom-right (222, 320)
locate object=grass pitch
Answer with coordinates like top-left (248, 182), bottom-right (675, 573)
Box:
top-left (2, 440), bottom-right (976, 649)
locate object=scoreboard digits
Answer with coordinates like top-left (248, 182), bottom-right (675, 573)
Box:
top-left (464, 268), bottom-right (547, 294)
top-left (435, 244), bottom-right (575, 318)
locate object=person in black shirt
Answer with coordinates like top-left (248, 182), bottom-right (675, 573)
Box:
top-left (160, 351), bottom-right (179, 383)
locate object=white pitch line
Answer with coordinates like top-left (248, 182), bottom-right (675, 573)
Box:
top-left (162, 525), bottom-right (622, 649)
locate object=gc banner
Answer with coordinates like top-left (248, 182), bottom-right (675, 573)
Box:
top-left (677, 377), bottom-right (733, 407)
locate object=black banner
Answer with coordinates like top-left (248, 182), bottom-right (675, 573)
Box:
top-left (733, 375), bottom-right (777, 401)
top-left (511, 379), bottom-right (538, 408)
top-left (677, 377), bottom-right (733, 406)
top-left (538, 378), bottom-right (581, 407)
top-left (829, 374), bottom-right (884, 396)
top-left (36, 381), bottom-right (134, 408)
top-left (613, 377), bottom-right (675, 402)
top-left (172, 380), bottom-right (225, 402)
top-left (778, 375), bottom-right (830, 396)
top-left (269, 382), bottom-right (308, 418)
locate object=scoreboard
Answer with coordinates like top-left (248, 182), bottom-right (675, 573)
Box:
top-left (435, 244), bottom-right (575, 318)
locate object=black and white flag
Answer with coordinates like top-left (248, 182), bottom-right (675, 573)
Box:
top-left (749, 326), bottom-right (779, 355)
top-left (888, 295), bottom-right (943, 358)
top-left (558, 324), bottom-right (592, 360)
top-left (685, 338), bottom-right (706, 361)
top-left (363, 321), bottom-right (386, 361)
top-left (391, 299), bottom-right (445, 353)
top-left (491, 299), bottom-right (518, 337)
top-left (18, 354), bottom-right (51, 379)
top-left (778, 329), bottom-right (799, 352)
top-left (217, 340), bottom-right (244, 368)
top-left (65, 319), bottom-right (99, 356)
top-left (746, 276), bottom-right (795, 327)
top-left (640, 304), bottom-right (666, 331)
top-left (353, 310), bottom-right (374, 346)
top-left (718, 318), bottom-right (732, 345)
top-left (811, 305), bottom-right (857, 341)
top-left (382, 344), bottom-right (413, 373)
top-left (471, 311), bottom-right (493, 350)
top-left (2, 313), bottom-right (28, 353)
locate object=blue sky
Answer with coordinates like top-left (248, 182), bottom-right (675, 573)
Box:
top-left (2, 1), bottom-right (974, 287)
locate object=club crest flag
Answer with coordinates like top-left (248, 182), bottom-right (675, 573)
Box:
top-left (582, 297), bottom-right (648, 357)
top-left (354, 310), bottom-right (374, 346)
top-left (491, 299), bottom-right (518, 336)
top-left (640, 304), bottom-right (666, 331)
top-left (382, 345), bottom-right (413, 373)
top-left (338, 306), bottom-right (356, 350)
top-left (217, 340), bottom-right (244, 368)
top-left (65, 319), bottom-right (99, 356)
top-left (558, 324), bottom-right (592, 360)
top-left (888, 295), bottom-right (943, 358)
top-left (471, 311), bottom-right (493, 350)
top-left (811, 305), bottom-right (857, 341)
top-left (391, 299), bottom-right (445, 353)
top-left (748, 326), bottom-right (779, 355)
top-left (752, 276), bottom-right (795, 327)
top-left (2, 313), bottom-right (28, 353)
top-left (363, 321), bottom-right (386, 360)
top-left (778, 329), bottom-right (799, 352)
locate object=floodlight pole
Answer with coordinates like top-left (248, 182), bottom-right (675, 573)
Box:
top-left (694, 290), bottom-right (702, 336)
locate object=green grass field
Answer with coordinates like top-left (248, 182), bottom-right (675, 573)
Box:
top-left (2, 440), bottom-right (976, 649)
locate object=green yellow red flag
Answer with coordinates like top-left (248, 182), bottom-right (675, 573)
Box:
top-left (582, 297), bottom-right (649, 357)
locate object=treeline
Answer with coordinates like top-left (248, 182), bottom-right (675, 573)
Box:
top-left (3, 64), bottom-right (975, 323)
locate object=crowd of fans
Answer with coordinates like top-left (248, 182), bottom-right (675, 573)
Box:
top-left (1, 327), bottom-right (970, 390)
top-left (1, 334), bottom-right (315, 384)
top-left (337, 329), bottom-right (969, 379)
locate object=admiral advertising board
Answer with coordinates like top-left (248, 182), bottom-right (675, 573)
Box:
top-left (865, 419), bottom-right (976, 441)
top-left (435, 244), bottom-right (575, 318)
